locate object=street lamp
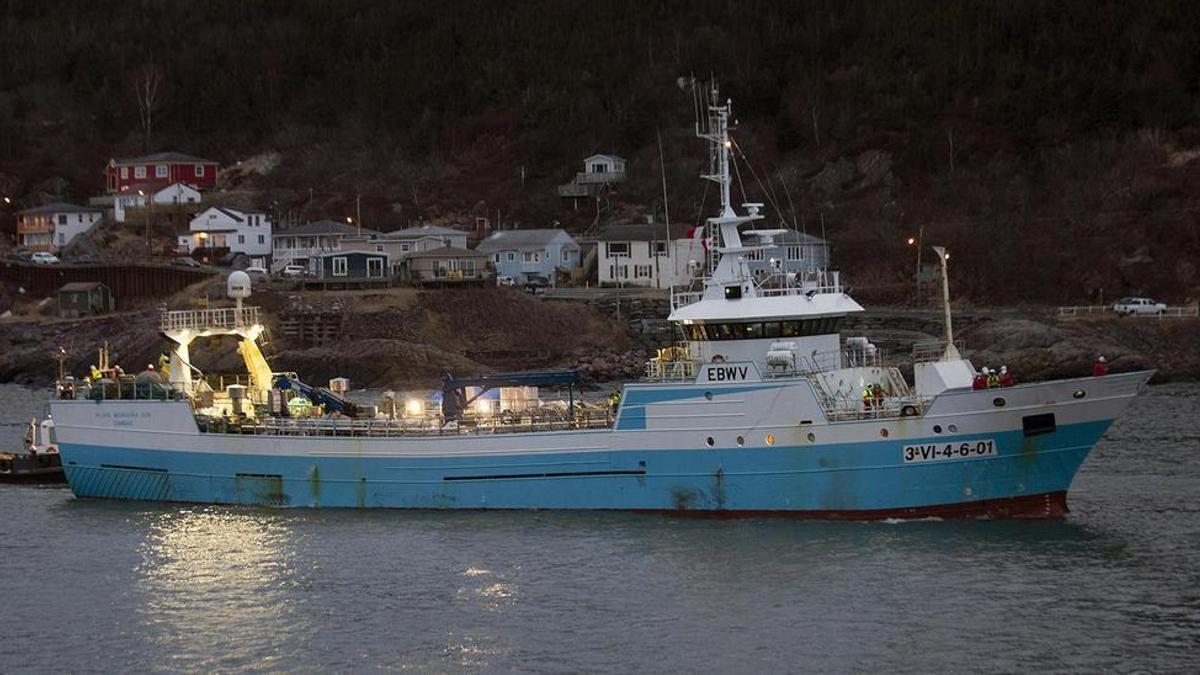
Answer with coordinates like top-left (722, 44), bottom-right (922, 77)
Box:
top-left (906, 224), bottom-right (925, 305)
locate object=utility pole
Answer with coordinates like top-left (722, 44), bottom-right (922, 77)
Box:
top-left (656, 128), bottom-right (670, 290)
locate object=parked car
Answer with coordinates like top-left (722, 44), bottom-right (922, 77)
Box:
top-left (30, 252), bottom-right (60, 265)
top-left (523, 274), bottom-right (550, 293)
top-left (1112, 297), bottom-right (1166, 316)
top-left (245, 265), bottom-right (269, 277)
top-left (279, 264), bottom-right (306, 277)
top-left (496, 276), bottom-right (516, 287)
top-left (172, 257), bottom-right (202, 268)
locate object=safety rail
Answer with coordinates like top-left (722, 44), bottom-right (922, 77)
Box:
top-left (669, 283), bottom-right (846, 310)
top-left (160, 306), bottom-right (261, 332)
top-left (911, 340), bottom-right (967, 363)
top-left (644, 359), bottom-right (699, 382)
top-left (200, 410), bottom-right (615, 437)
top-left (1058, 305), bottom-right (1198, 318)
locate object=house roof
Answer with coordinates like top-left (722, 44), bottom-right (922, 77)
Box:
top-left (476, 228), bottom-right (576, 252)
top-left (196, 206), bottom-right (266, 223)
top-left (60, 282), bottom-right (107, 292)
top-left (407, 245), bottom-right (486, 259)
top-left (383, 225), bottom-right (465, 239)
top-left (111, 152), bottom-right (215, 166)
top-left (276, 220), bottom-right (378, 237)
top-left (317, 250), bottom-right (389, 259)
top-left (597, 222), bottom-right (692, 242)
top-left (19, 202), bottom-right (103, 215)
top-left (584, 153), bottom-right (625, 164)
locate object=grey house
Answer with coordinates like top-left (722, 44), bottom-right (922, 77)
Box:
top-left (475, 228), bottom-right (580, 284)
top-left (741, 230), bottom-right (830, 280)
top-left (314, 250), bottom-right (390, 280)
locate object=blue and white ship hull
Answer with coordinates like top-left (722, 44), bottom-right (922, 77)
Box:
top-left (49, 371), bottom-right (1148, 518)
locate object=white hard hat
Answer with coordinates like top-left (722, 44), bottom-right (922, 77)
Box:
top-left (1098, 355), bottom-right (1107, 363)
top-left (981, 367), bottom-right (990, 374)
top-left (1001, 366), bottom-right (1008, 373)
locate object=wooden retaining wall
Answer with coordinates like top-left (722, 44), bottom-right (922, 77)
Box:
top-left (0, 261), bottom-right (211, 307)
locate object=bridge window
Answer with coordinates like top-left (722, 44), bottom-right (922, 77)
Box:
top-left (685, 318), bottom-right (844, 341)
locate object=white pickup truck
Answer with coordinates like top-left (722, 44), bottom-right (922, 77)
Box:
top-left (1112, 297), bottom-right (1167, 316)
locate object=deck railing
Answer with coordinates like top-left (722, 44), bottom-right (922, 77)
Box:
top-left (670, 283), bottom-right (845, 310)
top-left (911, 340), bottom-right (967, 363)
top-left (160, 306), bottom-right (260, 332)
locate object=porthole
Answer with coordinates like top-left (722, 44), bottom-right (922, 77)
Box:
top-left (807, 432), bottom-right (816, 443)
top-left (993, 397), bottom-right (1006, 408)
top-left (765, 433), bottom-right (776, 446)
top-left (705, 436), bottom-right (715, 447)
top-left (1072, 389), bottom-right (1087, 400)
top-left (933, 425), bottom-right (943, 434)
top-left (736, 435), bottom-right (745, 447)
top-left (880, 428), bottom-right (889, 438)
top-left (948, 424), bottom-right (958, 433)
top-left (704, 391), bottom-right (713, 401)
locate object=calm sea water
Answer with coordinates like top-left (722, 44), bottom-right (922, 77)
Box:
top-left (1, 383), bottom-right (1198, 673)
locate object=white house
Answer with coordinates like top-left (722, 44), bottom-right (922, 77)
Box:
top-left (110, 182), bottom-right (203, 222)
top-left (180, 206), bottom-right (273, 266)
top-left (596, 222), bottom-right (699, 288)
top-left (597, 222), bottom-right (830, 288)
top-left (558, 153), bottom-right (627, 198)
top-left (16, 203), bottom-right (104, 252)
top-left (271, 220), bottom-right (380, 271)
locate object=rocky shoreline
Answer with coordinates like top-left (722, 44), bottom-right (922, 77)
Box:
top-left (0, 291), bottom-right (1194, 389)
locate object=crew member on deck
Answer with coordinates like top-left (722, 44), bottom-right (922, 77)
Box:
top-left (986, 367), bottom-right (1001, 389)
top-left (1093, 355), bottom-right (1108, 377)
top-left (972, 369), bottom-right (988, 390)
top-left (999, 366), bottom-right (1015, 387)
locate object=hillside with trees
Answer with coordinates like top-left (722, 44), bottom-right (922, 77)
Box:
top-left (2, 0), bottom-right (1199, 304)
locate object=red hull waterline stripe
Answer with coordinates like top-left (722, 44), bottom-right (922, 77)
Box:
top-left (639, 491), bottom-right (1070, 521)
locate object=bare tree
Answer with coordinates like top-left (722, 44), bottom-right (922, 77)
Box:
top-left (132, 64), bottom-right (164, 151)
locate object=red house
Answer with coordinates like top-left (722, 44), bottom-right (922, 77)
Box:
top-left (105, 152), bottom-right (219, 194)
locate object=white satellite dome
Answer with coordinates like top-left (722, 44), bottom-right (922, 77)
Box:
top-left (227, 270), bottom-right (252, 299)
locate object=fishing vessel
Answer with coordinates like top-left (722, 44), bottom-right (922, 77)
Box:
top-left (47, 88), bottom-right (1151, 517)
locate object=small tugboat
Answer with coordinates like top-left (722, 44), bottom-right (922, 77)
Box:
top-left (46, 85), bottom-right (1152, 517)
top-left (0, 418), bottom-right (64, 483)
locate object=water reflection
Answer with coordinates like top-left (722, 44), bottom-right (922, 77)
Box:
top-left (134, 508), bottom-right (312, 670)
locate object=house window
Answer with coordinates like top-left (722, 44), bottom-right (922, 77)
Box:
top-left (58, 233), bottom-right (65, 244)
top-left (494, 253), bottom-right (500, 263)
top-left (134, 166), bottom-right (146, 179)
top-left (522, 251), bottom-right (540, 262)
top-left (376, 245), bottom-right (383, 252)
top-left (195, 164), bottom-right (205, 177)
top-left (238, 235), bottom-right (245, 244)
top-left (652, 241), bottom-right (668, 257)
top-left (258, 235), bottom-right (264, 244)
top-left (506, 252), bottom-right (515, 262)
top-left (787, 246), bottom-right (802, 260)
top-left (591, 162), bottom-right (606, 173)
top-left (634, 265), bottom-right (652, 279)
top-left (607, 242), bottom-right (629, 257)
top-left (155, 165), bottom-right (167, 178)
top-left (332, 257), bottom-right (348, 276)
top-left (120, 167), bottom-right (128, 179)
top-left (367, 258), bottom-right (384, 277)
top-left (400, 243), bottom-right (411, 252)
top-left (57, 215), bottom-right (67, 225)
top-left (745, 249), bottom-right (764, 261)
top-left (562, 249), bottom-right (571, 262)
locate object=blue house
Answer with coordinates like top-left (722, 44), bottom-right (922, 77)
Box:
top-left (475, 228), bottom-right (580, 284)
top-left (313, 250), bottom-right (390, 280)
